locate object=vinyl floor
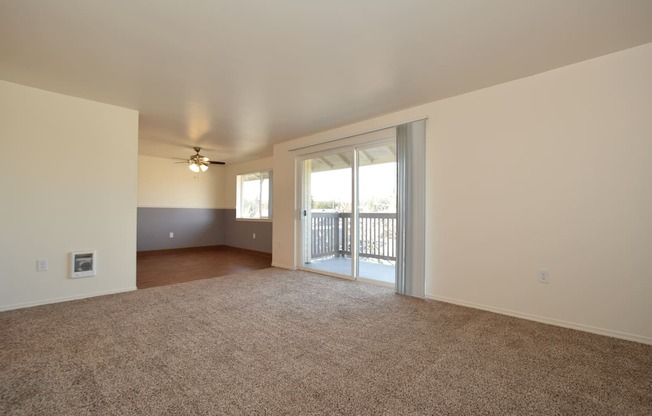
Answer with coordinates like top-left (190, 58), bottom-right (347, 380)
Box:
top-left (137, 245), bottom-right (272, 289)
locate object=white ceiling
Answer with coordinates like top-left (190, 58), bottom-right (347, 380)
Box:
top-left (2, 1), bottom-right (652, 163)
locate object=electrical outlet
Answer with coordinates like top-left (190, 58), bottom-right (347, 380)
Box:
top-left (37, 259), bottom-right (48, 272)
top-left (253, 233), bottom-right (256, 239)
top-left (169, 232), bottom-right (174, 238)
top-left (538, 270), bottom-right (550, 284)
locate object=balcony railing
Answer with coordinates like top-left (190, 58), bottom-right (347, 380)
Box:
top-left (310, 212), bottom-right (396, 261)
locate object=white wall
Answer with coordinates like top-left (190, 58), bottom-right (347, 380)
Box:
top-left (0, 80), bottom-right (139, 310)
top-left (138, 154), bottom-right (226, 208)
top-left (273, 42), bottom-right (652, 343)
top-left (138, 154), bottom-right (273, 209)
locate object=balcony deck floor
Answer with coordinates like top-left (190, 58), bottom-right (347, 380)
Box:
top-left (304, 256), bottom-right (395, 284)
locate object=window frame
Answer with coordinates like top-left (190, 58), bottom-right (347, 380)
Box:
top-left (236, 170), bottom-right (273, 221)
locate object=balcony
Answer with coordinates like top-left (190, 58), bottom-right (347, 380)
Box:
top-left (305, 211), bottom-right (396, 283)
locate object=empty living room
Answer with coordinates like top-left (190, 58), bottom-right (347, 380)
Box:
top-left (1, 1), bottom-right (651, 415)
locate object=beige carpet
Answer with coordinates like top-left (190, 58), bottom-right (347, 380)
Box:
top-left (1, 268), bottom-right (651, 415)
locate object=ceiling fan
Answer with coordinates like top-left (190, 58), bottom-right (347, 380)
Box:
top-left (176, 147), bottom-right (225, 172)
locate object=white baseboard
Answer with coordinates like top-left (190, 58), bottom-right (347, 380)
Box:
top-left (426, 293), bottom-right (652, 346)
top-left (0, 287), bottom-right (138, 312)
top-left (271, 262), bottom-right (296, 270)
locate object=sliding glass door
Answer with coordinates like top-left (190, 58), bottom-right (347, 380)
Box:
top-left (355, 142), bottom-right (396, 283)
top-left (301, 150), bottom-right (353, 276)
top-left (301, 139), bottom-right (396, 284)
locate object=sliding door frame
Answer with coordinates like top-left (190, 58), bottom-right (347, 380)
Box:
top-left (297, 147), bottom-right (355, 280)
top-left (296, 135), bottom-right (396, 283)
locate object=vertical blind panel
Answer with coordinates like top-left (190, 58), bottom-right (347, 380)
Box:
top-left (396, 119), bottom-right (426, 298)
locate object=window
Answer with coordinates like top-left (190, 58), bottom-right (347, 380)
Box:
top-left (236, 170), bottom-right (272, 219)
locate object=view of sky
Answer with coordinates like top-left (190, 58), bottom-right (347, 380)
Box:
top-left (310, 162), bottom-right (396, 211)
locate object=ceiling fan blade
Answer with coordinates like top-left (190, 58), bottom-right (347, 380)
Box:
top-left (171, 147), bottom-right (225, 167)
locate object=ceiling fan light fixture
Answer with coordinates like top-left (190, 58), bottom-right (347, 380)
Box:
top-left (179, 147), bottom-right (224, 172)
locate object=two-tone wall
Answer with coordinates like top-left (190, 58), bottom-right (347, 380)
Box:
top-left (0, 80), bottom-right (138, 311)
top-left (272, 42), bottom-right (652, 344)
top-left (137, 154), bottom-right (273, 253)
top-left (137, 154), bottom-right (226, 251)
top-left (223, 157), bottom-right (274, 253)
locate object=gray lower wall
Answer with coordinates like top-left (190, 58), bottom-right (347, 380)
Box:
top-left (137, 208), bottom-right (225, 251)
top-left (223, 209), bottom-right (273, 253)
top-left (137, 207), bottom-right (272, 253)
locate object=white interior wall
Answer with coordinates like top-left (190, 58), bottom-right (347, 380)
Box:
top-left (428, 42), bottom-right (652, 343)
top-left (137, 154), bottom-right (226, 208)
top-left (273, 42), bottom-right (652, 343)
top-left (138, 155), bottom-right (273, 210)
top-left (0, 80), bottom-right (138, 310)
